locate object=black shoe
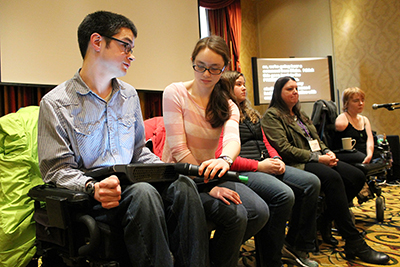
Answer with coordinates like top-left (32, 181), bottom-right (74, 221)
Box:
top-left (282, 244), bottom-right (319, 267)
top-left (319, 219), bottom-right (338, 246)
top-left (345, 237), bottom-right (390, 264)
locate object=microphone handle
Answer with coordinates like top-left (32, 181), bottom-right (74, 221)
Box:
top-left (174, 163), bottom-right (248, 184)
top-left (373, 102), bottom-right (400, 109)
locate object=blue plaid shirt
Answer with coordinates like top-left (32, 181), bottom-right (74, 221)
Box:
top-left (38, 70), bottom-right (161, 191)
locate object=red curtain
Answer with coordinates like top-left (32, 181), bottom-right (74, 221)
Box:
top-left (145, 92), bottom-right (163, 119)
top-left (227, 0), bottom-right (241, 71)
top-left (200, 0), bottom-right (241, 71)
top-left (0, 85), bottom-right (53, 116)
top-left (199, 0), bottom-right (237, 9)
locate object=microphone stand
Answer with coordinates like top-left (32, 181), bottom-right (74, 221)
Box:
top-left (384, 106), bottom-right (400, 111)
top-left (374, 102), bottom-right (400, 111)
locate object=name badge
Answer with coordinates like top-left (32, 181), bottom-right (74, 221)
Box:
top-left (308, 139), bottom-right (321, 152)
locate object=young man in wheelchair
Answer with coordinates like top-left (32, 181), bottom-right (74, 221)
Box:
top-left (37, 11), bottom-right (208, 267)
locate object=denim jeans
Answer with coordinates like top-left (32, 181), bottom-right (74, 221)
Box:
top-left (93, 175), bottom-right (209, 267)
top-left (242, 166), bottom-right (320, 267)
top-left (163, 175), bottom-right (209, 267)
top-left (200, 181), bottom-right (269, 267)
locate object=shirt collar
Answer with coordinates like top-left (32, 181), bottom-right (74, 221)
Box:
top-left (73, 69), bottom-right (123, 98)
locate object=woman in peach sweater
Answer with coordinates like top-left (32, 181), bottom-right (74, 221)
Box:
top-left (163, 36), bottom-right (269, 267)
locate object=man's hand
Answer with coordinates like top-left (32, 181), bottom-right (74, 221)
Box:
top-left (209, 186), bottom-right (242, 205)
top-left (257, 158), bottom-right (285, 175)
top-left (94, 175), bottom-right (121, 209)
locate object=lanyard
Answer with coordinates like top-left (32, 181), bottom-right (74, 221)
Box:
top-left (297, 119), bottom-right (312, 139)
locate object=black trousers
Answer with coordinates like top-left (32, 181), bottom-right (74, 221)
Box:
top-left (305, 161), bottom-right (365, 239)
top-left (336, 150), bottom-right (366, 164)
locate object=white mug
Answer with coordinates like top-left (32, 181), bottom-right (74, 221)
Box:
top-left (342, 137), bottom-right (356, 150)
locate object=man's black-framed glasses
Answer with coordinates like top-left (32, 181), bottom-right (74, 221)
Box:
top-left (192, 64), bottom-right (225, 75)
top-left (103, 35), bottom-right (133, 55)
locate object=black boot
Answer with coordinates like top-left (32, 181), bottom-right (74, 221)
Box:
top-left (345, 236), bottom-right (390, 264)
top-left (319, 217), bottom-right (338, 246)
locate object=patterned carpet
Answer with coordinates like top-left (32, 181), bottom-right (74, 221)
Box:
top-left (238, 181), bottom-right (400, 267)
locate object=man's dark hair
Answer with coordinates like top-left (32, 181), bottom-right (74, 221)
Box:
top-left (77, 11), bottom-right (137, 59)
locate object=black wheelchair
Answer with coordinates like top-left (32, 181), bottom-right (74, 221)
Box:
top-left (311, 99), bottom-right (391, 222)
top-left (28, 163), bottom-right (176, 267)
top-left (28, 163), bottom-right (249, 267)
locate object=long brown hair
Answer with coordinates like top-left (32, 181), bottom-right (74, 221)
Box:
top-left (191, 36), bottom-right (235, 128)
top-left (222, 70), bottom-right (260, 123)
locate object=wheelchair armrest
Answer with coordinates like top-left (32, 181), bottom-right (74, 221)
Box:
top-left (28, 184), bottom-right (90, 203)
top-left (28, 184), bottom-right (92, 230)
top-left (354, 162), bottom-right (387, 176)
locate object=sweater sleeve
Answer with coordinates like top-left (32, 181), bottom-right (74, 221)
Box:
top-left (215, 128), bottom-right (258, 172)
top-left (230, 156), bottom-right (259, 172)
top-left (221, 100), bottom-right (241, 148)
top-left (215, 130), bottom-right (224, 158)
top-left (162, 83), bottom-right (192, 162)
top-left (262, 128), bottom-right (281, 159)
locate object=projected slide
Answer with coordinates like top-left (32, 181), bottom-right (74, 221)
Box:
top-left (252, 57), bottom-right (333, 105)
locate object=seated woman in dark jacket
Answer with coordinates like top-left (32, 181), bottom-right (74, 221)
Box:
top-left (217, 71), bottom-right (321, 267)
top-left (262, 76), bottom-right (389, 265)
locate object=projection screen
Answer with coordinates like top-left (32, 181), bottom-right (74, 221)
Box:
top-left (0, 0), bottom-right (199, 91)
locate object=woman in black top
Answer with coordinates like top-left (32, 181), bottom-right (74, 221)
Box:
top-left (220, 71), bottom-right (320, 267)
top-left (335, 87), bottom-right (375, 163)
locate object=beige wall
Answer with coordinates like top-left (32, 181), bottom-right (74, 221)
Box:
top-left (330, 0), bottom-right (400, 137)
top-left (242, 0), bottom-right (334, 118)
top-left (241, 0), bottom-right (400, 137)
top-left (240, 0), bottom-right (260, 114)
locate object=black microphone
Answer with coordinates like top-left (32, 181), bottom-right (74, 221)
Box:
top-left (174, 163), bottom-right (248, 184)
top-left (372, 102), bottom-right (400, 110)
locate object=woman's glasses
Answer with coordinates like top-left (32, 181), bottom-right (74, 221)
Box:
top-left (192, 64), bottom-right (225, 75)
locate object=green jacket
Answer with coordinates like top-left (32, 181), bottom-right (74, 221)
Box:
top-left (0, 106), bottom-right (43, 267)
top-left (261, 106), bottom-right (329, 170)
